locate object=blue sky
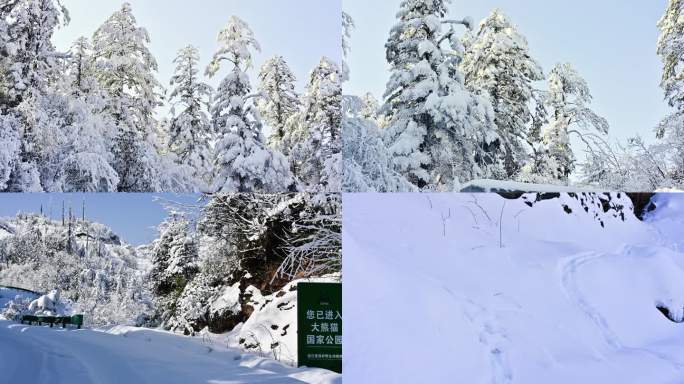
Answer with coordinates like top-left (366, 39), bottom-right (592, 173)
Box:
top-left (53, 0), bottom-right (342, 114)
top-left (0, 194), bottom-right (204, 246)
top-left (344, 0), bottom-right (670, 145)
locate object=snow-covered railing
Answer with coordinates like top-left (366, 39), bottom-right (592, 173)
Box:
top-left (21, 314), bottom-right (83, 329)
top-left (0, 285), bottom-right (43, 296)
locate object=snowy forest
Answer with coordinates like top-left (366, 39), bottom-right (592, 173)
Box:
top-left (0, 1), bottom-right (341, 193)
top-left (0, 193), bottom-right (341, 363)
top-left (342, 0), bottom-right (684, 192)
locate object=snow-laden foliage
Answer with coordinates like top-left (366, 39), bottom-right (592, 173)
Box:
top-left (344, 5), bottom-right (684, 191)
top-left (148, 193), bottom-right (342, 336)
top-left (91, 2), bottom-right (166, 192)
top-left (0, 214), bottom-right (153, 326)
top-left (290, 57), bottom-right (342, 193)
top-left (0, 114), bottom-right (21, 190)
top-left (537, 63), bottom-right (609, 183)
top-left (168, 45), bottom-right (213, 188)
top-left (342, 11), bottom-right (355, 83)
top-left (342, 96), bottom-right (415, 192)
top-left (1, 3), bottom-right (339, 193)
top-left (1, 0), bottom-right (69, 106)
top-left (257, 56), bottom-right (300, 152)
top-left (657, 0), bottom-right (684, 187)
top-left (461, 9), bottom-right (545, 177)
top-left (658, 0), bottom-right (684, 111)
top-left (207, 16), bottom-right (295, 193)
top-left (382, 0), bottom-right (498, 190)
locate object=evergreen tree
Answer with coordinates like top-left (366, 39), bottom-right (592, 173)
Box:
top-left (206, 16), bottom-right (294, 193)
top-left (2, 0), bottom-right (69, 107)
top-left (657, 0), bottom-right (684, 183)
top-left (0, 115), bottom-right (21, 191)
top-left (91, 2), bottom-right (163, 191)
top-left (291, 57), bottom-right (342, 192)
top-left (149, 216), bottom-right (199, 327)
top-left (539, 63), bottom-right (608, 183)
top-left (342, 11), bottom-right (355, 82)
top-left (257, 56), bottom-right (300, 153)
top-left (382, 0), bottom-right (498, 190)
top-left (342, 95), bottom-right (415, 192)
top-left (461, 9), bottom-right (544, 177)
top-left (67, 36), bottom-right (95, 95)
top-left (167, 45), bottom-right (213, 186)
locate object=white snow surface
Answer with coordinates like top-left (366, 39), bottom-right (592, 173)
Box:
top-left (0, 320), bottom-right (340, 384)
top-left (219, 275), bottom-right (341, 366)
top-left (344, 192), bottom-right (684, 383)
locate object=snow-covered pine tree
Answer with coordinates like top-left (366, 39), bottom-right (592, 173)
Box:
top-left (360, 92), bottom-right (380, 122)
top-left (339, 11), bottom-right (412, 192)
top-left (256, 55), bottom-right (300, 153)
top-left (290, 57), bottom-right (342, 193)
top-left (67, 36), bottom-right (95, 95)
top-left (91, 2), bottom-right (163, 192)
top-left (149, 216), bottom-right (199, 327)
top-left (382, 0), bottom-right (498, 190)
top-left (167, 45), bottom-right (213, 187)
top-left (1, 0), bottom-right (69, 107)
top-left (657, 0), bottom-right (684, 184)
top-left (539, 63), bottom-right (609, 183)
top-left (0, 114), bottom-right (21, 191)
top-left (1, 0), bottom-right (69, 192)
top-left (342, 11), bottom-right (355, 82)
top-left (343, 95), bottom-right (416, 192)
top-left (206, 16), bottom-right (294, 193)
top-left (461, 9), bottom-right (544, 178)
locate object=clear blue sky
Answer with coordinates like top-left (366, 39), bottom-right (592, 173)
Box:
top-left (53, 0), bottom-right (342, 114)
top-left (0, 194), bottom-right (204, 246)
top-left (344, 0), bottom-right (670, 145)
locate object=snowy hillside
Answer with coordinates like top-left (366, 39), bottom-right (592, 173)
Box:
top-left (0, 214), bottom-right (152, 326)
top-left (0, 319), bottom-right (341, 384)
top-left (344, 192), bottom-right (684, 383)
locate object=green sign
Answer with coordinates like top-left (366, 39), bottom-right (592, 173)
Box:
top-left (297, 282), bottom-right (342, 373)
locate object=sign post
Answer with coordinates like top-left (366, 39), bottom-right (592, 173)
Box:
top-left (297, 282), bottom-right (342, 373)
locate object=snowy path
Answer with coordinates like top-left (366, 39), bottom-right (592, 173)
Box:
top-left (0, 320), bottom-right (340, 384)
top-left (559, 251), bottom-right (684, 373)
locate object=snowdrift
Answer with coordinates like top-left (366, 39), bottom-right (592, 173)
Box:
top-left (209, 275), bottom-right (341, 366)
top-left (0, 319), bottom-right (341, 384)
top-left (344, 192), bottom-right (684, 383)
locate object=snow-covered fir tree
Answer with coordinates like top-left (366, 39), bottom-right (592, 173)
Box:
top-left (0, 115), bottom-right (21, 190)
top-left (167, 45), bottom-right (213, 188)
top-left (461, 9), bottom-right (544, 177)
top-left (382, 0), bottom-right (498, 191)
top-left (342, 11), bottom-right (355, 83)
top-left (256, 56), bottom-right (300, 152)
top-left (535, 63), bottom-right (609, 183)
top-left (91, 2), bottom-right (163, 192)
top-left (657, 0), bottom-right (684, 184)
top-left (290, 57), bottom-right (342, 193)
top-left (340, 11), bottom-right (413, 192)
top-left (67, 36), bottom-right (96, 95)
top-left (206, 16), bottom-right (294, 193)
top-left (149, 216), bottom-right (199, 329)
top-left (1, 0), bottom-right (69, 192)
top-left (1, 0), bottom-right (69, 107)
top-left (342, 95), bottom-right (416, 192)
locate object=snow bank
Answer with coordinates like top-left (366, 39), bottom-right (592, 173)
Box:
top-left (220, 275), bottom-right (341, 366)
top-left (344, 193), bottom-right (684, 383)
top-left (0, 319), bottom-right (341, 384)
top-left (0, 286), bottom-right (40, 320)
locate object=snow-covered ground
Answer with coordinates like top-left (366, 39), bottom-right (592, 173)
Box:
top-left (0, 285), bottom-right (341, 383)
top-left (0, 319), bottom-right (341, 384)
top-left (344, 192), bottom-right (684, 383)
